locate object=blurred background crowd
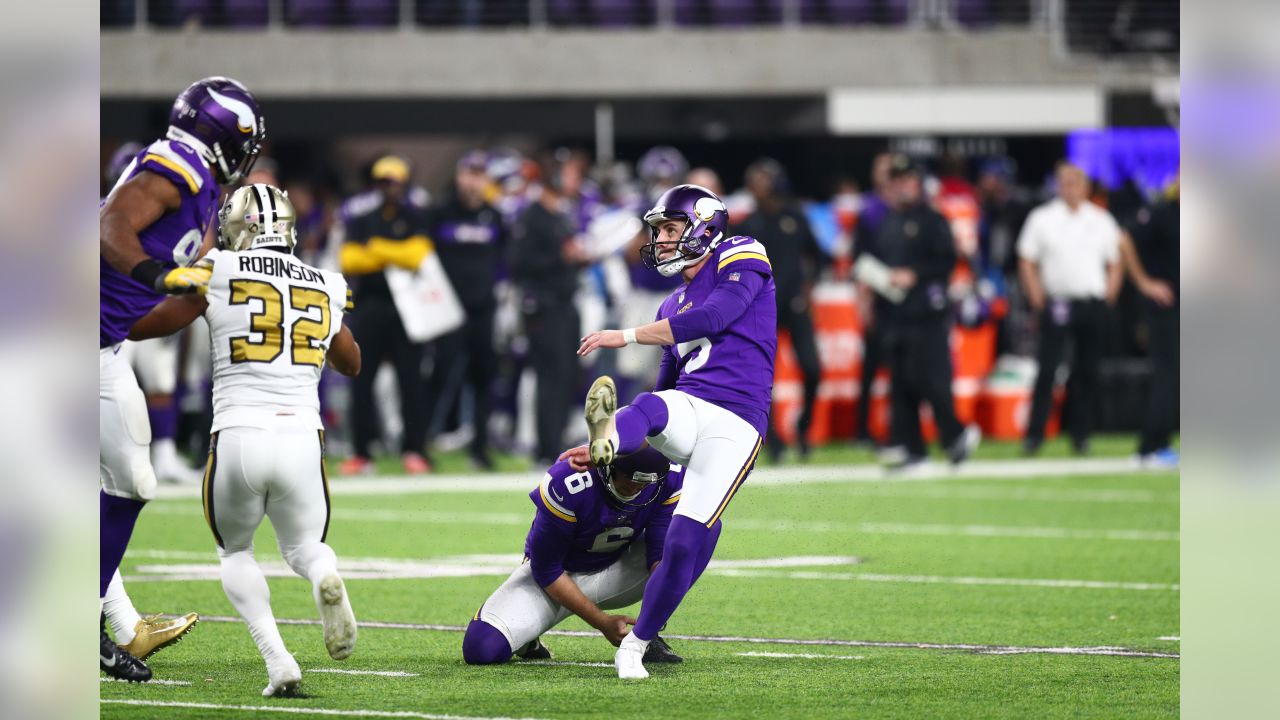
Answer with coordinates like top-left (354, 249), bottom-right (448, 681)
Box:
top-left (100, 0), bottom-right (1179, 477)
top-left (101, 137), bottom-right (1179, 476)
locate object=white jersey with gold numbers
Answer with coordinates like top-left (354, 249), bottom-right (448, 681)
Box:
top-left (202, 248), bottom-right (349, 431)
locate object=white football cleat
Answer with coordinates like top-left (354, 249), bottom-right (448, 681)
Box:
top-left (585, 376), bottom-right (619, 467)
top-left (614, 633), bottom-right (650, 680)
top-left (316, 574), bottom-right (357, 660)
top-left (262, 654), bottom-right (302, 697)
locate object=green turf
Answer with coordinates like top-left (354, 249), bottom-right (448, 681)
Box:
top-left (105, 461), bottom-right (1178, 719)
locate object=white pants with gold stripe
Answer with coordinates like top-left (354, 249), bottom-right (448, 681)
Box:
top-left (201, 418), bottom-right (331, 556)
top-left (647, 390), bottom-right (763, 527)
top-left (478, 540), bottom-right (649, 650)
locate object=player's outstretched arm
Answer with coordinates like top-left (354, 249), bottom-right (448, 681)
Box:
top-left (326, 324), bottom-right (362, 377)
top-left (102, 171), bottom-right (212, 295)
top-left (543, 574), bottom-right (636, 647)
top-left (128, 295), bottom-right (207, 340)
top-left (577, 319), bottom-right (674, 357)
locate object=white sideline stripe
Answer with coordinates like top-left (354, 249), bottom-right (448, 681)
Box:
top-left (1157, 636), bottom-right (1180, 641)
top-left (122, 554), bottom-right (863, 583)
top-left (143, 503), bottom-right (1178, 542)
top-left (191, 615), bottom-right (1179, 659)
top-left (100, 700), bottom-right (543, 720)
top-left (738, 651), bottom-right (865, 660)
top-left (101, 677), bottom-right (191, 686)
top-left (308, 668), bottom-right (419, 677)
top-left (710, 568), bottom-right (1179, 591)
top-left (520, 660), bottom-right (613, 668)
top-left (149, 457), bottom-right (1170, 499)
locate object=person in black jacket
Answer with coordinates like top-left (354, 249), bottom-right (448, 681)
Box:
top-left (422, 151), bottom-right (508, 469)
top-left (872, 156), bottom-right (979, 469)
top-left (509, 159), bottom-right (590, 464)
top-left (733, 158), bottom-right (827, 460)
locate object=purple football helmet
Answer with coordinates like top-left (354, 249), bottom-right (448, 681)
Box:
top-left (602, 446), bottom-right (671, 509)
top-left (641, 184), bottom-right (729, 277)
top-left (166, 76), bottom-right (265, 186)
top-left (637, 145), bottom-right (689, 185)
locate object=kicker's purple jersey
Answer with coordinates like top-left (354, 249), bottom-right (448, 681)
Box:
top-left (99, 139), bottom-right (218, 348)
top-left (657, 236), bottom-right (777, 436)
top-left (525, 460), bottom-right (684, 580)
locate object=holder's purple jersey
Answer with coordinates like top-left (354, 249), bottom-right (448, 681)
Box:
top-left (99, 139), bottom-right (218, 348)
top-left (525, 460), bottom-right (684, 579)
top-left (657, 237), bottom-right (778, 436)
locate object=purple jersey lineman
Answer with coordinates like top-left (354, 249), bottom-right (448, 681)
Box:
top-left (524, 460), bottom-right (684, 585)
top-left (99, 139), bottom-right (218, 348)
top-left (656, 236), bottom-right (778, 436)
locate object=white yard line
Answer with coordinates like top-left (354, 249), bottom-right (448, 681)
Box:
top-left (99, 700), bottom-right (543, 720)
top-left (100, 677), bottom-right (191, 686)
top-left (710, 568), bottom-right (1179, 591)
top-left (1157, 636), bottom-right (1180, 641)
top-left (737, 651), bottom-right (865, 660)
top-left (519, 660), bottom-right (613, 668)
top-left (189, 615), bottom-right (1179, 659)
top-left (150, 457), bottom-right (1170, 500)
top-left (308, 669), bottom-right (419, 677)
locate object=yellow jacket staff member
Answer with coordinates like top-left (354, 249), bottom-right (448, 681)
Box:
top-left (337, 154), bottom-right (434, 477)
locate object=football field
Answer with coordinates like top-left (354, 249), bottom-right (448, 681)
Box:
top-left (103, 443), bottom-right (1179, 719)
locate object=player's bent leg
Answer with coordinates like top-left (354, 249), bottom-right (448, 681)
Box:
top-left (104, 570), bottom-right (201, 660)
top-left (100, 348), bottom-right (157, 600)
top-left (271, 427), bottom-right (356, 661)
top-left (462, 620), bottom-right (514, 665)
top-left (467, 564), bottom-right (562, 665)
top-left (220, 548), bottom-right (301, 697)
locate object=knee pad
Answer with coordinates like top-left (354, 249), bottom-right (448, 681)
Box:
top-left (462, 620), bottom-right (512, 665)
top-left (129, 458), bottom-right (157, 502)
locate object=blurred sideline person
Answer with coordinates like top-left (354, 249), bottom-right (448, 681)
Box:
top-left (575, 183), bottom-right (777, 680)
top-left (130, 184), bottom-right (361, 698)
top-left (733, 158), bottom-right (826, 460)
top-left (422, 151), bottom-right (508, 470)
top-left (510, 158), bottom-right (591, 464)
top-left (1121, 178), bottom-right (1179, 468)
top-left (338, 155), bottom-right (433, 474)
top-left (854, 151), bottom-right (895, 445)
top-left (872, 156), bottom-right (979, 469)
top-left (99, 77), bottom-right (264, 682)
top-left (1017, 162), bottom-right (1123, 455)
top-left (462, 448), bottom-right (686, 665)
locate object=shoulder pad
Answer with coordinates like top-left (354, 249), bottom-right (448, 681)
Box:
top-left (533, 462), bottom-right (597, 524)
top-left (140, 140), bottom-right (211, 195)
top-left (714, 236), bottom-right (772, 275)
top-left (660, 463), bottom-right (686, 506)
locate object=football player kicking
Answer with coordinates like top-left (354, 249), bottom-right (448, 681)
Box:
top-left (129, 184), bottom-right (361, 697)
top-left (575, 184), bottom-right (777, 680)
top-left (100, 76), bottom-right (265, 682)
top-left (463, 447), bottom-right (695, 666)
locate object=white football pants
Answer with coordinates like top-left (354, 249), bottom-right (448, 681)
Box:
top-left (646, 390), bottom-right (763, 527)
top-left (478, 540), bottom-right (650, 650)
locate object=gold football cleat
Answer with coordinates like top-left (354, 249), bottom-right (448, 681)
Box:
top-left (119, 613), bottom-right (199, 660)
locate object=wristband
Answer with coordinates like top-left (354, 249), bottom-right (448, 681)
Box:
top-left (129, 259), bottom-right (166, 290)
top-left (622, 328), bottom-right (638, 345)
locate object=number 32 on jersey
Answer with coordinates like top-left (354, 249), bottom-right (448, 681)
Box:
top-left (228, 279), bottom-right (332, 367)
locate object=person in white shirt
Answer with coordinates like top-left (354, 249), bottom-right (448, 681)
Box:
top-left (1016, 162), bottom-right (1123, 454)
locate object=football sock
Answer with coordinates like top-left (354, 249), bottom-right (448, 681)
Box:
top-left (219, 550), bottom-right (289, 662)
top-left (147, 402), bottom-right (178, 441)
top-left (100, 491), bottom-right (146, 597)
top-left (615, 393), bottom-right (669, 455)
top-left (103, 570), bottom-right (142, 645)
top-left (462, 620), bottom-right (512, 665)
top-left (633, 515), bottom-right (721, 640)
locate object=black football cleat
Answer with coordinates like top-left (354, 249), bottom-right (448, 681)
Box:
top-left (102, 629), bottom-right (152, 682)
top-left (642, 635), bottom-right (683, 664)
top-left (515, 637), bottom-right (553, 660)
